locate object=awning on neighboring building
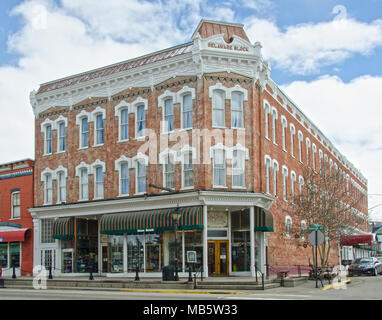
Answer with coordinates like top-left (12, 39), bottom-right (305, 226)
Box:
top-left (52, 217), bottom-right (74, 239)
top-left (340, 234), bottom-right (373, 246)
top-left (254, 207), bottom-right (274, 232)
top-left (0, 228), bottom-right (29, 242)
top-left (100, 206), bottom-right (203, 235)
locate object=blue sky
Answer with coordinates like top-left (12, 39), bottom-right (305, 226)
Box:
top-left (0, 0), bottom-right (382, 220)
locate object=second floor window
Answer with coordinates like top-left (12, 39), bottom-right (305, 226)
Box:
top-left (11, 192), bottom-right (20, 219)
top-left (232, 150), bottom-right (245, 187)
top-left (81, 117), bottom-right (89, 148)
top-left (80, 168), bottom-right (88, 200)
top-left (95, 166), bottom-right (104, 198)
top-left (44, 174), bottom-right (53, 204)
top-left (57, 172), bottom-right (66, 203)
top-left (183, 152), bottom-right (194, 188)
top-left (120, 163), bottom-right (129, 195)
top-left (137, 161), bottom-right (146, 194)
top-left (95, 114), bottom-right (104, 145)
top-left (164, 155), bottom-right (175, 189)
top-left (231, 92), bottom-right (244, 128)
top-left (212, 90), bottom-right (225, 127)
top-left (45, 125), bottom-right (52, 154)
top-left (58, 122), bottom-right (66, 152)
top-left (213, 149), bottom-right (226, 187)
top-left (164, 98), bottom-right (174, 132)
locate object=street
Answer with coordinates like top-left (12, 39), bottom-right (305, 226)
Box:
top-left (0, 275), bottom-right (381, 300)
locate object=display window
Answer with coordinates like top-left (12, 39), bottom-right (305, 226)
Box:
top-left (184, 230), bottom-right (203, 271)
top-left (231, 211), bottom-right (250, 272)
top-left (145, 233), bottom-right (162, 272)
top-left (127, 234), bottom-right (144, 272)
top-left (109, 235), bottom-right (124, 273)
top-left (74, 218), bottom-right (98, 273)
top-left (0, 243), bottom-right (8, 268)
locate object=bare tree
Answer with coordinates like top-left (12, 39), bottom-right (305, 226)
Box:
top-left (279, 162), bottom-right (367, 269)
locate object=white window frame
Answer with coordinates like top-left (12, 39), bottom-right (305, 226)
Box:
top-left (272, 159), bottom-right (279, 197)
top-left (178, 145), bottom-right (196, 190)
top-left (75, 162), bottom-right (91, 201)
top-left (271, 107), bottom-right (278, 145)
top-left (11, 191), bottom-right (21, 219)
top-left (281, 116), bottom-right (287, 152)
top-left (282, 165), bottom-right (288, 201)
top-left (290, 123), bottom-right (296, 157)
top-left (285, 216), bottom-right (292, 238)
top-left (91, 159), bottom-right (106, 200)
top-left (54, 166), bottom-right (68, 204)
top-left (231, 91), bottom-right (244, 129)
top-left (210, 143), bottom-right (230, 188)
top-left (76, 110), bottom-right (91, 150)
top-left (177, 86), bottom-right (195, 130)
top-left (159, 148), bottom-right (177, 190)
top-left (44, 173), bottom-right (53, 205)
top-left (312, 143), bottom-right (317, 171)
top-left (41, 119), bottom-right (55, 156)
top-left (265, 155), bottom-right (272, 194)
top-left (90, 107), bottom-right (106, 147)
top-left (115, 100), bottom-right (131, 142)
top-left (231, 144), bottom-right (249, 189)
top-left (132, 153), bottom-right (148, 195)
top-left (306, 138), bottom-right (311, 167)
top-left (115, 155), bottom-right (131, 197)
top-left (158, 90), bottom-right (176, 134)
top-left (298, 130), bottom-right (303, 163)
top-left (56, 121), bottom-right (66, 153)
top-left (290, 170), bottom-right (296, 204)
top-left (264, 101), bottom-right (270, 140)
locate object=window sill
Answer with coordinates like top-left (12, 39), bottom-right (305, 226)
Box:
top-left (134, 192), bottom-right (146, 196)
top-left (93, 144), bottom-right (104, 148)
top-left (9, 217), bottom-right (21, 221)
top-left (180, 186), bottom-right (194, 191)
top-left (231, 127), bottom-right (245, 130)
top-left (179, 128), bottom-right (193, 132)
top-left (78, 198), bottom-right (89, 202)
top-left (93, 196), bottom-right (104, 200)
top-left (213, 185), bottom-right (228, 189)
top-left (135, 136), bottom-right (146, 141)
top-left (117, 193), bottom-right (130, 198)
top-left (56, 201), bottom-right (66, 205)
top-left (78, 147), bottom-right (89, 151)
top-left (55, 150), bottom-right (66, 155)
top-left (232, 186), bottom-right (247, 190)
top-left (265, 137), bottom-right (271, 141)
top-left (212, 126), bottom-right (226, 130)
top-left (117, 139), bottom-right (129, 144)
top-left (43, 153), bottom-right (53, 157)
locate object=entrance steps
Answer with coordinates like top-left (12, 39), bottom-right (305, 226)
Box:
top-left (195, 278), bottom-right (280, 290)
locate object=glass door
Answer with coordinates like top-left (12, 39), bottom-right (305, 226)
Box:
top-left (62, 249), bottom-right (73, 273)
top-left (208, 240), bottom-right (229, 276)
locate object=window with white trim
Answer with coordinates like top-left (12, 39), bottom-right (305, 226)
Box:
top-left (182, 94), bottom-right (193, 129)
top-left (163, 154), bottom-right (175, 190)
top-left (57, 121), bottom-right (66, 152)
top-left (120, 108), bottom-right (129, 141)
top-left (183, 151), bottom-right (194, 188)
top-left (285, 216), bottom-right (292, 237)
top-left (44, 173), bottom-right (53, 205)
top-left (80, 117), bottom-right (89, 148)
top-left (312, 143), bottom-right (317, 171)
top-left (265, 156), bottom-right (271, 194)
top-left (281, 116), bottom-right (287, 151)
top-left (120, 162), bottom-right (130, 196)
top-left (291, 171), bottom-right (296, 204)
top-left (282, 166), bottom-right (288, 201)
top-left (164, 98), bottom-right (174, 132)
top-left (79, 168), bottom-right (89, 201)
top-left (136, 105), bottom-right (146, 138)
top-left (94, 166), bottom-right (104, 199)
top-left (11, 191), bottom-right (20, 219)
top-left (272, 160), bottom-right (279, 197)
top-left (95, 114), bottom-right (104, 145)
top-left (301, 220), bottom-right (307, 240)
top-left (213, 148), bottom-right (226, 187)
top-left (264, 103), bottom-right (270, 139)
top-left (212, 90), bottom-right (225, 127)
top-left (45, 124), bottom-right (53, 154)
top-left (298, 131), bottom-right (303, 162)
top-left (57, 171), bottom-right (66, 203)
top-left (271, 108), bottom-right (278, 144)
top-left (232, 150), bottom-right (245, 187)
top-left (136, 160), bottom-right (146, 194)
top-left (306, 138), bottom-right (310, 167)
top-left (290, 124), bottom-right (295, 157)
top-left (231, 92), bottom-right (244, 128)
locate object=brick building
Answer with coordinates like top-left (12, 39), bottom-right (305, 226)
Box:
top-left (29, 20), bottom-right (368, 278)
top-left (0, 159), bottom-right (34, 276)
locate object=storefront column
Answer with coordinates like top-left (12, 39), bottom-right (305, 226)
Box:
top-left (123, 234), bottom-right (128, 273)
top-left (203, 205), bottom-right (208, 278)
top-left (33, 218), bottom-right (40, 276)
top-left (249, 206), bottom-right (255, 278)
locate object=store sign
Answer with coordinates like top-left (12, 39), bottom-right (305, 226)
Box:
top-left (137, 228), bottom-right (154, 233)
top-left (208, 42), bottom-right (249, 52)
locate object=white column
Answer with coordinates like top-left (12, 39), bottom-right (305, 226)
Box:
top-left (123, 234), bottom-right (128, 273)
top-left (203, 205), bottom-right (208, 278)
top-left (250, 206), bottom-right (255, 277)
top-left (228, 211), bottom-right (232, 275)
top-left (33, 218), bottom-right (40, 276)
top-left (182, 231), bottom-right (185, 273)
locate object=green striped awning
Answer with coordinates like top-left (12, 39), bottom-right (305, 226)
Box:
top-left (100, 206), bottom-right (203, 235)
top-left (52, 217), bottom-right (74, 239)
top-left (254, 207), bottom-right (274, 232)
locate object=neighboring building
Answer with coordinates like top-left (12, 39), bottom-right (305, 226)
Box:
top-left (0, 159), bottom-right (34, 276)
top-left (29, 20), bottom-right (368, 278)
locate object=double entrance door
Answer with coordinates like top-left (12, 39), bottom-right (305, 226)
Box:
top-left (208, 240), bottom-right (229, 276)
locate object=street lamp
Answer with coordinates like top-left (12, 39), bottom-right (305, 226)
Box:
top-left (172, 204), bottom-right (182, 281)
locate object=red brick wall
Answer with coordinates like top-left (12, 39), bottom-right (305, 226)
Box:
top-left (0, 160), bottom-right (34, 275)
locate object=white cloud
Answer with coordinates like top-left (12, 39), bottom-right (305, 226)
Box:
top-left (244, 7), bottom-right (382, 74)
top-left (281, 75), bottom-right (382, 220)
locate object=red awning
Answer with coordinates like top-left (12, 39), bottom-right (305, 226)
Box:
top-left (340, 234), bottom-right (373, 246)
top-left (0, 229), bottom-right (29, 242)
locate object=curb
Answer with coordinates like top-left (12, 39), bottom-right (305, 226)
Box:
top-left (321, 279), bottom-right (351, 291)
top-left (120, 288), bottom-right (250, 295)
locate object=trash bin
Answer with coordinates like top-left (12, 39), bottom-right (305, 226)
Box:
top-left (162, 265), bottom-right (175, 281)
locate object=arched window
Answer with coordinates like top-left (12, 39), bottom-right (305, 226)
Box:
top-left (272, 160), bottom-right (279, 197)
top-left (290, 123), bottom-right (296, 157)
top-left (265, 155), bottom-right (271, 194)
top-left (271, 107), bottom-right (278, 145)
top-left (231, 92), bottom-right (244, 128)
top-left (282, 166), bottom-right (288, 201)
top-left (281, 116), bottom-right (287, 151)
top-left (298, 131), bottom-right (303, 163)
top-left (212, 90), bottom-right (225, 127)
top-left (264, 102), bottom-right (270, 139)
top-left (285, 216), bottom-right (292, 237)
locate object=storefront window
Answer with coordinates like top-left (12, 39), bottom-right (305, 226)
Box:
top-left (10, 242), bottom-right (20, 268)
top-left (127, 234), bottom-right (144, 272)
top-left (231, 210), bottom-right (250, 272)
top-left (62, 239), bottom-right (74, 273)
top-left (166, 231), bottom-right (182, 271)
top-left (109, 235), bottom-right (124, 273)
top-left (184, 230), bottom-right (203, 271)
top-left (145, 233), bottom-right (162, 272)
top-left (0, 243), bottom-right (8, 268)
top-left (75, 218), bottom-right (98, 273)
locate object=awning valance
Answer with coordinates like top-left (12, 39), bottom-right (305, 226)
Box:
top-left (100, 206), bottom-right (203, 235)
top-left (340, 234), bottom-right (373, 246)
top-left (0, 228), bottom-right (29, 242)
top-left (254, 207), bottom-right (274, 232)
top-left (52, 217), bottom-right (74, 239)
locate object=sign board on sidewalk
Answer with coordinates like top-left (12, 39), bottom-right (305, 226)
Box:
top-left (308, 230), bottom-right (324, 246)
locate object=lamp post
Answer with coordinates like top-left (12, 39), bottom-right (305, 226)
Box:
top-left (172, 205), bottom-right (182, 281)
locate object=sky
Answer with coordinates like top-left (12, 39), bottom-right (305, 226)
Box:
top-left (0, 0), bottom-right (382, 221)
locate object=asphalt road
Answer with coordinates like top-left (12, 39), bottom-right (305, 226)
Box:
top-left (0, 275), bottom-right (381, 300)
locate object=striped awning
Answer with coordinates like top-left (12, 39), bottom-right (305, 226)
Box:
top-left (100, 206), bottom-right (203, 235)
top-left (52, 217), bottom-right (74, 239)
top-left (254, 207), bottom-right (274, 232)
